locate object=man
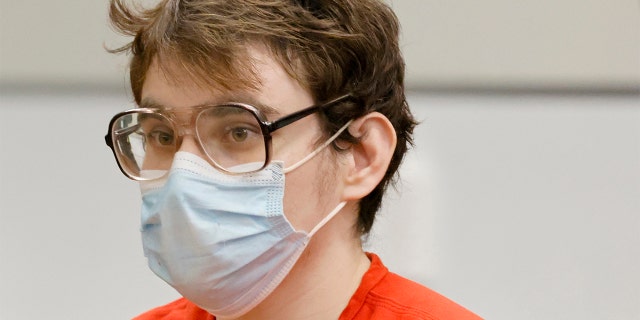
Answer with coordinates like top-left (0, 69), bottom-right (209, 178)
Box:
top-left (105, 0), bottom-right (481, 319)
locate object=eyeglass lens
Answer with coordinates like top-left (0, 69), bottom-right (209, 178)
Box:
top-left (110, 106), bottom-right (268, 180)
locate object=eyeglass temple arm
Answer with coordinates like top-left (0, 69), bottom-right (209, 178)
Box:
top-left (266, 94), bottom-right (353, 133)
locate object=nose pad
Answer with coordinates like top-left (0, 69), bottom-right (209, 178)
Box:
top-left (172, 125), bottom-right (202, 155)
top-left (171, 123), bottom-right (210, 166)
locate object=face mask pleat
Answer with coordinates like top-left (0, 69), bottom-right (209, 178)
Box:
top-left (140, 150), bottom-right (346, 318)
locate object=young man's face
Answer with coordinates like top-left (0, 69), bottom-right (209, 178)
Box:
top-left (139, 45), bottom-right (345, 233)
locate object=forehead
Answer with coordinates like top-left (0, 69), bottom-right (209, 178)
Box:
top-left (140, 46), bottom-right (314, 118)
top-left (139, 60), bottom-right (271, 113)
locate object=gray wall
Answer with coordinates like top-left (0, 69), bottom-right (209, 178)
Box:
top-left (1, 0), bottom-right (639, 319)
top-left (1, 0), bottom-right (639, 90)
top-left (1, 92), bottom-right (638, 319)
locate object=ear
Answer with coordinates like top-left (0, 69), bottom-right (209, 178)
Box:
top-left (341, 112), bottom-right (397, 201)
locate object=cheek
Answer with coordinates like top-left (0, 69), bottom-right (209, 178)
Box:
top-left (270, 116), bottom-right (321, 162)
top-left (281, 151), bottom-right (339, 233)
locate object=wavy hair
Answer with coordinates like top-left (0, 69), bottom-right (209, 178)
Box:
top-left (108, 0), bottom-right (417, 234)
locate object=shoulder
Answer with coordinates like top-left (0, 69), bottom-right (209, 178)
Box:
top-left (340, 253), bottom-right (482, 320)
top-left (133, 298), bottom-right (214, 320)
top-left (371, 271), bottom-right (481, 319)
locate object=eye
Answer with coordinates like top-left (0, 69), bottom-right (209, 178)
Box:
top-left (230, 127), bottom-right (249, 142)
top-left (222, 124), bottom-right (261, 144)
top-left (148, 128), bottom-right (175, 146)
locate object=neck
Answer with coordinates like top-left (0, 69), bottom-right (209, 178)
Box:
top-left (222, 202), bottom-right (370, 320)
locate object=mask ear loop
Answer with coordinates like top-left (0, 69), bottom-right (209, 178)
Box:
top-left (308, 201), bottom-right (347, 237)
top-left (283, 120), bottom-right (353, 173)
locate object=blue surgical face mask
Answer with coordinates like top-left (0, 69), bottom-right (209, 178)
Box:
top-left (139, 121), bottom-right (350, 318)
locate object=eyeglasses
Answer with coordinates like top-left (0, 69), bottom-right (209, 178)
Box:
top-left (105, 94), bottom-right (353, 180)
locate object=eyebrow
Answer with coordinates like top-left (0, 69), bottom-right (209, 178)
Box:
top-left (139, 94), bottom-right (281, 117)
top-left (225, 93), bottom-right (280, 116)
top-left (138, 98), bottom-right (163, 110)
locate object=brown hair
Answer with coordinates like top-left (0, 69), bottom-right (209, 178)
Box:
top-left (108, 0), bottom-right (417, 234)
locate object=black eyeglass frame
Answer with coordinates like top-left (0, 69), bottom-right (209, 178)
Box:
top-left (105, 93), bottom-right (354, 180)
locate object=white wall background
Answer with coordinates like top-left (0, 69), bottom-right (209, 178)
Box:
top-left (1, 92), bottom-right (638, 319)
top-left (1, 0), bottom-right (639, 89)
top-left (1, 0), bottom-right (639, 319)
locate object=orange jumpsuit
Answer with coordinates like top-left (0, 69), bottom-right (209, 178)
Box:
top-left (134, 253), bottom-right (481, 320)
